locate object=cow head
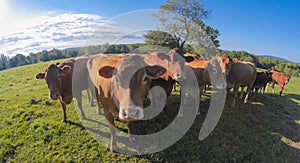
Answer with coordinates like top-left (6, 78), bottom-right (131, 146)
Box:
top-left (216, 53), bottom-right (233, 74)
top-left (206, 58), bottom-right (227, 90)
top-left (265, 70), bottom-right (273, 82)
top-left (98, 55), bottom-right (166, 121)
top-left (285, 74), bottom-right (291, 85)
top-left (36, 63), bottom-right (71, 100)
top-left (164, 48), bottom-right (194, 81)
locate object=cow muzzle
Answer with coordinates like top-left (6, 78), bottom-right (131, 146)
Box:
top-left (215, 83), bottom-right (227, 90)
top-left (49, 92), bottom-right (59, 100)
top-left (119, 107), bottom-right (144, 121)
top-left (175, 72), bottom-right (186, 81)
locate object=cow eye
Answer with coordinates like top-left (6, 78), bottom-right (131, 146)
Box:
top-left (115, 76), bottom-right (120, 85)
top-left (142, 75), bottom-right (148, 85)
top-left (211, 68), bottom-right (217, 74)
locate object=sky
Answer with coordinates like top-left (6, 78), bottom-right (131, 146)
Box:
top-left (0, 0), bottom-right (299, 62)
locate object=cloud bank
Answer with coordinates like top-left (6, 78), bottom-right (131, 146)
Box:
top-left (0, 13), bottom-right (144, 57)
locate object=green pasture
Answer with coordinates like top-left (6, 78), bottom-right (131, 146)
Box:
top-left (0, 59), bottom-right (299, 162)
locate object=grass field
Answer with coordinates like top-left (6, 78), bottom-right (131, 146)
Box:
top-left (0, 59), bottom-right (299, 162)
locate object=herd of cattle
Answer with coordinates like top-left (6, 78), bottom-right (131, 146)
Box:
top-left (35, 48), bottom-right (291, 152)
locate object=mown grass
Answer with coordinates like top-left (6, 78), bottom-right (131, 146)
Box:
top-left (0, 59), bottom-right (299, 162)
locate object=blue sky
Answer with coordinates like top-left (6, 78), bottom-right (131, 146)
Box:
top-left (1, 0), bottom-right (299, 62)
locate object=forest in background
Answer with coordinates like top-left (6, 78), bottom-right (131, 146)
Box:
top-left (0, 43), bottom-right (299, 77)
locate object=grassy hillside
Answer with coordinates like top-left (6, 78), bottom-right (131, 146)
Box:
top-left (0, 59), bottom-right (299, 162)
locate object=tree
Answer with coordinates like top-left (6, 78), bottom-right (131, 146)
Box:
top-left (155, 0), bottom-right (220, 54)
top-left (143, 30), bottom-right (178, 49)
top-left (0, 54), bottom-right (9, 70)
top-left (15, 54), bottom-right (26, 66)
top-left (39, 50), bottom-right (49, 62)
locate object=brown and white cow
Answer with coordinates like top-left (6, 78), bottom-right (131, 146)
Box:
top-left (217, 54), bottom-right (257, 107)
top-left (266, 68), bottom-right (291, 96)
top-left (144, 48), bottom-right (194, 96)
top-left (87, 54), bottom-right (166, 152)
top-left (185, 54), bottom-right (227, 95)
top-left (180, 54), bottom-right (227, 114)
top-left (36, 56), bottom-right (90, 122)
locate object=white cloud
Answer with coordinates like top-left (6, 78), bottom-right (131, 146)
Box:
top-left (0, 13), bottom-right (144, 57)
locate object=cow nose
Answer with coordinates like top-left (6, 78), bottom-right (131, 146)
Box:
top-left (216, 83), bottom-right (226, 90)
top-left (119, 107), bottom-right (144, 120)
top-left (121, 109), bottom-right (128, 118)
top-left (50, 93), bottom-right (59, 100)
top-left (176, 73), bottom-right (186, 81)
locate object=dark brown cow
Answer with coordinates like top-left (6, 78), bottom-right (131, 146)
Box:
top-left (217, 54), bottom-right (257, 107)
top-left (266, 68), bottom-right (291, 96)
top-left (36, 56), bottom-right (90, 122)
top-left (251, 70), bottom-right (273, 101)
top-left (252, 70), bottom-right (273, 94)
top-left (87, 54), bottom-right (166, 152)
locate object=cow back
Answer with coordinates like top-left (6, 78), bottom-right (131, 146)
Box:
top-left (227, 61), bottom-right (257, 86)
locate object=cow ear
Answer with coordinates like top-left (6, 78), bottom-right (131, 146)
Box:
top-left (36, 73), bottom-right (45, 79)
top-left (145, 65), bottom-right (166, 79)
top-left (98, 66), bottom-right (115, 78)
top-left (60, 65), bottom-right (71, 75)
top-left (157, 53), bottom-right (170, 61)
top-left (184, 56), bottom-right (194, 62)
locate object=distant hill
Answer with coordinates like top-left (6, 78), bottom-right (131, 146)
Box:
top-left (260, 55), bottom-right (295, 63)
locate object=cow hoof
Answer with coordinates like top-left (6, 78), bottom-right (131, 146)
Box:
top-left (110, 146), bottom-right (118, 153)
top-left (62, 119), bottom-right (67, 123)
top-left (81, 116), bottom-right (86, 120)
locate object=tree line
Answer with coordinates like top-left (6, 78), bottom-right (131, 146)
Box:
top-left (0, 42), bottom-right (299, 77)
top-left (0, 43), bottom-right (141, 71)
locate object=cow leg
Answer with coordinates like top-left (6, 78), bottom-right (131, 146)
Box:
top-left (95, 87), bottom-right (102, 115)
top-left (60, 101), bottom-right (67, 123)
top-left (126, 121), bottom-right (134, 142)
top-left (104, 111), bottom-right (117, 152)
top-left (244, 86), bottom-right (251, 104)
top-left (265, 82), bottom-right (269, 93)
top-left (239, 86), bottom-right (244, 99)
top-left (231, 85), bottom-right (239, 107)
top-left (75, 93), bottom-right (86, 120)
top-left (86, 89), bottom-right (93, 107)
top-left (272, 82), bottom-right (275, 94)
top-left (253, 88), bottom-right (259, 101)
top-left (279, 86), bottom-right (283, 96)
top-left (203, 85), bottom-right (207, 93)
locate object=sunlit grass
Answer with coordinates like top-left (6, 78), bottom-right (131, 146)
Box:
top-left (0, 58), bottom-right (299, 162)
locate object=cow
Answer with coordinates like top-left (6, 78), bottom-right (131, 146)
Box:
top-left (266, 68), bottom-right (291, 96)
top-left (182, 54), bottom-right (227, 114)
top-left (185, 55), bottom-right (227, 96)
top-left (252, 70), bottom-right (273, 94)
top-left (217, 54), bottom-right (257, 107)
top-left (251, 70), bottom-right (273, 101)
top-left (144, 48), bottom-right (194, 96)
top-left (87, 54), bottom-right (166, 152)
top-left (36, 56), bottom-right (91, 122)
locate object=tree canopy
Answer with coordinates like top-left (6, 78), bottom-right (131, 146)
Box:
top-left (154, 0), bottom-right (220, 54)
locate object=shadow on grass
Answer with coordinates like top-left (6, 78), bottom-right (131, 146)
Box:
top-left (132, 90), bottom-right (300, 162)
